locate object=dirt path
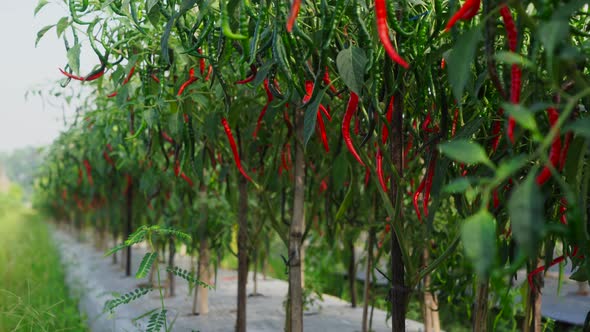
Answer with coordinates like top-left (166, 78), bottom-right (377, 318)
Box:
top-left (52, 227), bottom-right (426, 332)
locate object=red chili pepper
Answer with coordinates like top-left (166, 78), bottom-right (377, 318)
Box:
top-left (103, 150), bottom-right (115, 166)
top-left (451, 108), bottom-right (459, 137)
top-left (83, 159), bottom-right (93, 186)
top-left (490, 108), bottom-right (504, 154)
top-left (500, 6), bottom-right (521, 144)
top-left (221, 117), bottom-right (252, 182)
top-left (303, 80), bottom-right (314, 103)
top-left (559, 197), bottom-right (568, 225)
top-left (62, 189), bottom-right (68, 201)
top-left (180, 172), bottom-right (194, 187)
top-left (499, 6), bottom-right (517, 52)
top-left (364, 166), bottom-right (371, 187)
top-left (286, 0), bottom-right (301, 32)
top-left (342, 92), bottom-right (365, 166)
top-left (319, 179), bottom-right (328, 193)
top-left (197, 48), bottom-right (206, 76)
top-left (536, 108), bottom-right (562, 186)
top-left (178, 68), bottom-right (198, 96)
top-left (59, 67), bottom-right (105, 82)
top-left (253, 79), bottom-right (274, 138)
top-left (161, 132), bottom-right (175, 144)
top-left (235, 64), bottom-right (257, 84)
top-left (323, 67), bottom-right (339, 95)
top-left (444, 0), bottom-right (481, 32)
top-left (441, 58), bottom-right (446, 69)
top-left (183, 113), bottom-right (190, 123)
top-left (413, 177), bottom-right (426, 222)
top-left (205, 65), bottom-right (213, 81)
top-left (382, 96), bottom-right (394, 145)
top-left (174, 158), bottom-right (181, 177)
top-left (375, 0), bottom-right (409, 68)
top-left (492, 189), bottom-right (500, 209)
top-left (317, 110), bottom-right (330, 152)
top-left (107, 65), bottom-right (136, 98)
top-left (320, 105), bottom-right (331, 121)
top-left (151, 73), bottom-right (160, 83)
top-left (422, 154), bottom-right (437, 217)
top-left (376, 148), bottom-right (388, 192)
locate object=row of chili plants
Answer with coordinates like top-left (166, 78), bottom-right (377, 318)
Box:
top-left (33, 0), bottom-right (590, 330)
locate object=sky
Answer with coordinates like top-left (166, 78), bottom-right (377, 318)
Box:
top-left (0, 1), bottom-right (92, 153)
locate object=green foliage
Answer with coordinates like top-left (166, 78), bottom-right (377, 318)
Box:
top-left (136, 252), bottom-right (158, 279)
top-left (103, 288), bottom-right (152, 313)
top-left (166, 266), bottom-right (214, 290)
top-left (146, 309), bottom-right (167, 332)
top-left (0, 199), bottom-right (86, 331)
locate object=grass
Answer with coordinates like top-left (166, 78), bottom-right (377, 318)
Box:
top-left (0, 192), bottom-right (86, 332)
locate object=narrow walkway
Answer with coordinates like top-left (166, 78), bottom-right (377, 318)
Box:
top-left (52, 228), bottom-right (426, 332)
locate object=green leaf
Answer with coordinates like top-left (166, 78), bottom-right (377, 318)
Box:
top-left (564, 118), bottom-right (590, 138)
top-left (56, 17), bottom-right (69, 38)
top-left (335, 168), bottom-right (354, 221)
top-left (508, 173), bottom-right (545, 258)
top-left (438, 139), bottom-right (493, 168)
top-left (461, 210), bottom-right (497, 277)
top-left (495, 155), bottom-right (527, 183)
top-left (447, 26), bottom-right (482, 101)
top-left (147, 0), bottom-right (160, 12)
top-left (67, 43), bottom-right (81, 74)
top-left (570, 264), bottom-right (588, 282)
top-left (502, 102), bottom-right (538, 132)
top-left (538, 19), bottom-right (569, 61)
top-left (136, 252), bottom-right (158, 279)
top-left (34, 0), bottom-right (49, 16)
top-left (336, 46), bottom-right (367, 95)
top-left (35, 25), bottom-right (55, 47)
top-left (442, 177), bottom-right (475, 194)
top-left (494, 51), bottom-right (535, 69)
top-left (104, 243), bottom-right (127, 257)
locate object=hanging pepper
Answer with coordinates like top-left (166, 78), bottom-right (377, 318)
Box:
top-left (235, 64), bottom-right (257, 84)
top-left (180, 172), bottom-right (194, 187)
top-left (422, 154), bottom-right (437, 217)
top-left (286, 0), bottom-right (302, 32)
top-left (197, 48), bottom-right (206, 76)
top-left (500, 6), bottom-right (521, 143)
top-left (222, 117), bottom-right (252, 182)
top-left (451, 108), bottom-right (459, 137)
top-left (490, 108), bottom-right (504, 154)
top-left (253, 79), bottom-right (274, 138)
top-left (323, 67), bottom-right (339, 95)
top-left (375, 0), bottom-right (409, 68)
top-left (342, 92), bottom-right (365, 166)
top-left (413, 177), bottom-right (426, 222)
top-left (108, 65), bottom-right (136, 98)
top-left (161, 132), bottom-right (175, 144)
top-left (83, 159), bottom-right (93, 186)
top-left (536, 108), bottom-right (561, 186)
top-left (178, 68), bottom-right (198, 96)
top-left (59, 66), bottom-right (105, 82)
top-left (444, 0), bottom-right (481, 32)
top-left (376, 148), bottom-right (388, 192)
top-left (381, 96), bottom-right (394, 144)
top-left (317, 110), bottom-right (330, 152)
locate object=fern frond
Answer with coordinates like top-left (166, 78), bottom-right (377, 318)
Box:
top-left (152, 227), bottom-right (192, 242)
top-left (166, 266), bottom-right (214, 290)
top-left (146, 309), bottom-right (167, 332)
top-left (136, 252), bottom-right (158, 279)
top-left (125, 225), bottom-right (148, 246)
top-left (103, 288), bottom-right (152, 313)
top-left (104, 243), bottom-right (127, 257)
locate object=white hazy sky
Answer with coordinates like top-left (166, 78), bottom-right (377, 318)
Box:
top-left (0, 1), bottom-right (92, 153)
